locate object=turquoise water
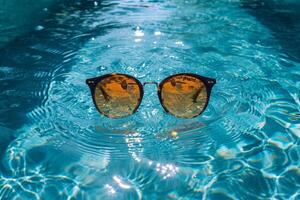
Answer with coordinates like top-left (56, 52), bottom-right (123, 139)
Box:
top-left (0, 0), bottom-right (300, 199)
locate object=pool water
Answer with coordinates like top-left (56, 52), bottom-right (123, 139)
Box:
top-left (0, 0), bottom-right (299, 199)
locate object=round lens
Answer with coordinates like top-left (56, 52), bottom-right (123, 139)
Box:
top-left (94, 74), bottom-right (142, 118)
top-left (160, 74), bottom-right (208, 118)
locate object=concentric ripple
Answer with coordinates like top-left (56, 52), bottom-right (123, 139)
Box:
top-left (0, 0), bottom-right (299, 199)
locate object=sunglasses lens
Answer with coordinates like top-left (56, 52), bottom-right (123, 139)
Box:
top-left (160, 74), bottom-right (208, 118)
top-left (94, 74), bottom-right (142, 118)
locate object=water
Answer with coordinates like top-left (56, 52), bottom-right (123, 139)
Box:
top-left (0, 0), bottom-right (62, 48)
top-left (0, 0), bottom-right (299, 199)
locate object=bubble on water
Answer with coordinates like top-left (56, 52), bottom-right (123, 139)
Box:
top-left (134, 38), bottom-right (142, 43)
top-left (154, 31), bottom-right (162, 36)
top-left (175, 41), bottom-right (184, 46)
top-left (35, 25), bottom-right (44, 31)
top-left (134, 27), bottom-right (144, 37)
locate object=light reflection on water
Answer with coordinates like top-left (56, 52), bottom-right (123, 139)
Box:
top-left (0, 0), bottom-right (300, 199)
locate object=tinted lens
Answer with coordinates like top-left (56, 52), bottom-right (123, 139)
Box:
top-left (160, 74), bottom-right (208, 118)
top-left (94, 74), bottom-right (142, 118)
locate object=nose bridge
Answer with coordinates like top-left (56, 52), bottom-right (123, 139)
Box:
top-left (142, 81), bottom-right (159, 87)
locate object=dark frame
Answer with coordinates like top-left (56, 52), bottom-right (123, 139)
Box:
top-left (158, 73), bottom-right (216, 118)
top-left (86, 73), bottom-right (216, 118)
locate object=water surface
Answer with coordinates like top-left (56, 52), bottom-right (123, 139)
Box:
top-left (0, 0), bottom-right (299, 199)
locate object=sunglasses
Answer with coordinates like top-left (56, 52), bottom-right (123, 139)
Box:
top-left (86, 73), bottom-right (216, 119)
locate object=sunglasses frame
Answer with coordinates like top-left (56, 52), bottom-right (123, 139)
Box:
top-left (86, 73), bottom-right (216, 118)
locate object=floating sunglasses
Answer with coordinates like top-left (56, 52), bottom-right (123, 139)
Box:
top-left (86, 73), bottom-right (216, 118)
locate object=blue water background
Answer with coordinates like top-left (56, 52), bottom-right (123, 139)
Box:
top-left (0, 0), bottom-right (300, 199)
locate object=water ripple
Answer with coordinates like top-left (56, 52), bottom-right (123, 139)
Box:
top-left (1, 0), bottom-right (300, 199)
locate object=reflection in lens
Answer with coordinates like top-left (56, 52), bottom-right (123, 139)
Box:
top-left (160, 75), bottom-right (208, 118)
top-left (94, 74), bottom-right (142, 118)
